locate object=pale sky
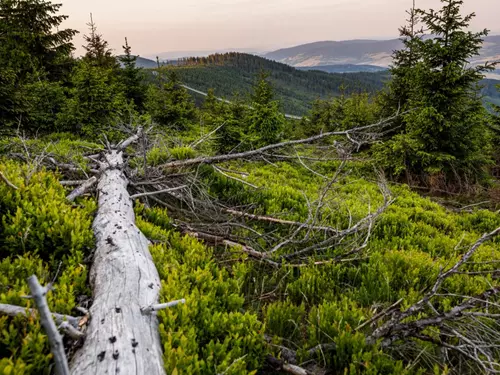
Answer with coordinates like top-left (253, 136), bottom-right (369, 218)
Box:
top-left (59, 0), bottom-right (500, 57)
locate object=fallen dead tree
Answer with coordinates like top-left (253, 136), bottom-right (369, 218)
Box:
top-left (69, 128), bottom-right (166, 374)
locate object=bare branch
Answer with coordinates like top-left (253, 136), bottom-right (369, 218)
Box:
top-left (0, 303), bottom-right (80, 328)
top-left (66, 176), bottom-right (98, 202)
top-left (214, 166), bottom-right (259, 189)
top-left (27, 275), bottom-right (70, 375)
top-left (141, 299), bottom-right (186, 315)
top-left (130, 185), bottom-right (188, 200)
top-left (161, 112), bottom-right (403, 169)
top-left (117, 126), bottom-right (144, 151)
top-left (0, 171), bottom-right (19, 190)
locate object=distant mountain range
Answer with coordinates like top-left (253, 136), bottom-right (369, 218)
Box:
top-left (298, 64), bottom-right (387, 74)
top-left (265, 36), bottom-right (500, 78)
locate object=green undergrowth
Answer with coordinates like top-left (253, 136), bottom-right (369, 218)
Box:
top-left (198, 159), bottom-right (500, 373)
top-left (0, 134), bottom-right (103, 172)
top-left (0, 159), bottom-right (95, 374)
top-left (136, 204), bottom-right (265, 374)
top-left (1, 152), bottom-right (499, 374)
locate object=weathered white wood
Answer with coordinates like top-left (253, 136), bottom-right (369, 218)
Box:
top-left (71, 148), bottom-right (165, 375)
top-left (27, 276), bottom-right (70, 375)
top-left (0, 303), bottom-right (80, 327)
top-left (66, 176), bottom-right (97, 202)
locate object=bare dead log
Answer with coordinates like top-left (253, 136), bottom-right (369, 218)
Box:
top-left (27, 275), bottom-right (70, 375)
top-left (71, 129), bottom-right (165, 375)
top-left (66, 176), bottom-right (97, 202)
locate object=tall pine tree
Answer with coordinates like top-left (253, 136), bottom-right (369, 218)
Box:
top-left (377, 0), bottom-right (495, 187)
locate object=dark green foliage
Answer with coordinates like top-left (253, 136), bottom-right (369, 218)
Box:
top-left (377, 0), bottom-right (495, 185)
top-left (0, 0), bottom-right (77, 80)
top-left (82, 14), bottom-right (119, 70)
top-left (0, 0), bottom-right (77, 131)
top-left (245, 73), bottom-right (285, 147)
top-left (164, 53), bottom-right (387, 115)
top-left (57, 59), bottom-right (127, 135)
top-left (118, 38), bottom-right (146, 110)
top-left (145, 70), bottom-right (197, 129)
top-left (306, 90), bottom-right (379, 135)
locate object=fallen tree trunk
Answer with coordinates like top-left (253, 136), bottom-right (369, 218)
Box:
top-left (71, 134), bottom-right (165, 374)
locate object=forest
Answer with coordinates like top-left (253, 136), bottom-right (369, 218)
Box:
top-left (1, 0), bottom-right (500, 374)
top-left (157, 53), bottom-right (500, 116)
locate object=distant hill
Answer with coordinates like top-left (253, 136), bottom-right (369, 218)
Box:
top-left (140, 52), bottom-right (499, 116)
top-left (161, 53), bottom-right (388, 115)
top-left (118, 56), bottom-right (159, 69)
top-left (265, 36), bottom-right (500, 75)
top-left (298, 64), bottom-right (387, 73)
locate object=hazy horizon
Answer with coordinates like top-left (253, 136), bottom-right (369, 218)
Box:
top-left (59, 0), bottom-right (500, 57)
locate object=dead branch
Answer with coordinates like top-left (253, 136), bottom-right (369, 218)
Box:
top-left (0, 171), bottom-right (19, 190)
top-left (213, 166), bottom-right (259, 189)
top-left (367, 226), bottom-right (500, 373)
top-left (27, 275), bottom-right (70, 375)
top-left (160, 112), bottom-right (402, 170)
top-left (266, 355), bottom-right (311, 375)
top-left (60, 180), bottom-right (92, 186)
top-left (141, 299), bottom-right (186, 315)
top-left (0, 303), bottom-right (81, 327)
top-left (66, 176), bottom-right (98, 202)
top-left (59, 321), bottom-right (85, 340)
top-left (130, 185), bottom-right (188, 199)
top-left (117, 126), bottom-right (144, 150)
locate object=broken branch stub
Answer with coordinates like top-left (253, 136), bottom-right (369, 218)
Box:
top-left (71, 131), bottom-right (165, 375)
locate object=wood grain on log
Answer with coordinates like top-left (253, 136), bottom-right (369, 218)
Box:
top-left (71, 149), bottom-right (165, 375)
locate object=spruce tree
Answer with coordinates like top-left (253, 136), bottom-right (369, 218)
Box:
top-left (0, 0), bottom-right (78, 80)
top-left (0, 0), bottom-right (77, 130)
top-left (118, 38), bottom-right (146, 110)
top-left (145, 70), bottom-right (196, 129)
top-left (378, 0), bottom-right (495, 185)
top-left (83, 14), bottom-right (119, 69)
top-left (246, 72), bottom-right (285, 147)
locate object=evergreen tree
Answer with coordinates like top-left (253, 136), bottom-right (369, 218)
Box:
top-left (145, 70), bottom-right (196, 129)
top-left (381, 0), bottom-right (422, 117)
top-left (82, 14), bottom-right (119, 70)
top-left (0, 0), bottom-right (78, 80)
top-left (377, 0), bottom-right (495, 186)
top-left (0, 0), bottom-right (77, 130)
top-left (246, 72), bottom-right (285, 147)
top-left (57, 59), bottom-right (127, 135)
top-left (118, 38), bottom-right (146, 110)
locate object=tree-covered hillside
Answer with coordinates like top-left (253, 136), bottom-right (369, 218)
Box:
top-left (162, 53), bottom-right (389, 115)
top-left (1, 0), bottom-right (500, 375)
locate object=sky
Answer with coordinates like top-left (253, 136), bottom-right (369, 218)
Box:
top-left (59, 0), bottom-right (500, 57)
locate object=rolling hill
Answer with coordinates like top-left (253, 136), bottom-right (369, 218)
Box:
top-left (139, 53), bottom-right (499, 116)
top-left (265, 36), bottom-right (500, 79)
top-left (162, 53), bottom-right (389, 115)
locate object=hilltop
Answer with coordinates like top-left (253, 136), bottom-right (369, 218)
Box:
top-left (265, 35), bottom-right (500, 79)
top-left (162, 53), bottom-right (388, 115)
